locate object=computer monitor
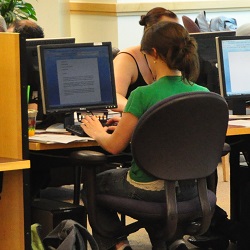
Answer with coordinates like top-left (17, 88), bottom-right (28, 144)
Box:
top-left (37, 42), bottom-right (117, 125)
top-left (25, 37), bottom-right (75, 120)
top-left (216, 36), bottom-right (250, 115)
top-left (190, 31), bottom-right (236, 64)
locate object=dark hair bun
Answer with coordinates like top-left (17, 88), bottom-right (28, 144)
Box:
top-left (139, 15), bottom-right (147, 26)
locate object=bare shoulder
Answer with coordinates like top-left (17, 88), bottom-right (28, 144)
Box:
top-left (113, 46), bottom-right (141, 90)
top-left (117, 45), bottom-right (140, 57)
top-left (114, 46), bottom-right (137, 66)
top-left (122, 45), bottom-right (140, 52)
top-left (115, 45), bottom-right (145, 64)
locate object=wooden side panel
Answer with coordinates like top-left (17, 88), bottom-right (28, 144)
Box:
top-left (0, 33), bottom-right (23, 160)
top-left (0, 170), bottom-right (25, 249)
top-left (0, 33), bottom-right (27, 250)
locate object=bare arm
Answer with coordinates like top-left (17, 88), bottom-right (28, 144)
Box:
top-left (81, 113), bottom-right (138, 155)
top-left (115, 93), bottom-right (129, 112)
top-left (113, 51), bottom-right (139, 112)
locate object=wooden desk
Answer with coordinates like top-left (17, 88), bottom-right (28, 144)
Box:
top-left (29, 126), bottom-right (250, 211)
top-left (227, 125), bottom-right (250, 136)
top-left (29, 138), bottom-right (99, 204)
top-left (0, 158), bottom-right (30, 250)
top-left (0, 157), bottom-right (30, 171)
top-left (29, 140), bottom-right (98, 151)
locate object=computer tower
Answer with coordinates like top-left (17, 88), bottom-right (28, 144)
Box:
top-left (31, 198), bottom-right (87, 239)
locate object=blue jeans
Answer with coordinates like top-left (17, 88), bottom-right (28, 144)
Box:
top-left (83, 167), bottom-right (197, 250)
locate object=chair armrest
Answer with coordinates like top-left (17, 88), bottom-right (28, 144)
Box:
top-left (70, 150), bottom-right (108, 232)
top-left (70, 150), bottom-right (107, 168)
top-left (221, 143), bottom-right (230, 157)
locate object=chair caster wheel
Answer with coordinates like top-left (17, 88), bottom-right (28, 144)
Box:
top-left (187, 235), bottom-right (229, 250)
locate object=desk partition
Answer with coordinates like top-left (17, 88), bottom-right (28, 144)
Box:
top-left (0, 33), bottom-right (30, 250)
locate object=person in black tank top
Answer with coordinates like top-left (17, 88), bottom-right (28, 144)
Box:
top-left (117, 52), bottom-right (147, 99)
top-left (113, 8), bottom-right (179, 111)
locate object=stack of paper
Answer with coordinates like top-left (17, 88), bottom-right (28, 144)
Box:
top-left (29, 133), bottom-right (94, 144)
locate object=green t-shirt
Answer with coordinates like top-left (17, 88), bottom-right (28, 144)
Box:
top-left (124, 76), bottom-right (209, 182)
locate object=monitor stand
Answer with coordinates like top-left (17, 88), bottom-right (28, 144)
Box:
top-left (36, 112), bottom-right (75, 130)
top-left (63, 112), bottom-right (75, 127)
top-left (231, 100), bottom-right (246, 115)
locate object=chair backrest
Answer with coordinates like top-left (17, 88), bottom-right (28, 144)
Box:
top-left (182, 15), bottom-right (201, 33)
top-left (131, 92), bottom-right (228, 181)
top-left (112, 47), bottom-right (120, 59)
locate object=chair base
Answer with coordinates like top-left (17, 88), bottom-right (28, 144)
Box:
top-left (188, 234), bottom-right (229, 250)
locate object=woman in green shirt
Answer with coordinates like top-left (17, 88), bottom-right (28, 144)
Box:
top-left (81, 21), bottom-right (209, 250)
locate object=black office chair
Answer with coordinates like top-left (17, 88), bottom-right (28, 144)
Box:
top-left (182, 15), bottom-right (201, 33)
top-left (70, 92), bottom-right (229, 248)
top-left (112, 47), bottom-right (120, 59)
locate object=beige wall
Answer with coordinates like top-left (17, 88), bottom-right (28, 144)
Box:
top-left (69, 0), bottom-right (250, 49)
top-left (29, 0), bottom-right (71, 37)
top-left (30, 0), bottom-right (250, 49)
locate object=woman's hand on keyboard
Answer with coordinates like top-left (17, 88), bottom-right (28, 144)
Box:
top-left (105, 117), bottom-right (120, 131)
top-left (81, 115), bottom-right (108, 139)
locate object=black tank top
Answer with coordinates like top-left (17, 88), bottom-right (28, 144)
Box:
top-left (118, 52), bottom-right (147, 98)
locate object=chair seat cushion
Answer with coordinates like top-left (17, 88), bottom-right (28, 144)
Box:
top-left (97, 190), bottom-right (216, 221)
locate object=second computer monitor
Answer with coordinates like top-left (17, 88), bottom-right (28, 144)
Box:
top-left (190, 31), bottom-right (235, 64)
top-left (26, 37), bottom-right (75, 120)
top-left (26, 37), bottom-right (75, 94)
top-left (216, 36), bottom-right (250, 115)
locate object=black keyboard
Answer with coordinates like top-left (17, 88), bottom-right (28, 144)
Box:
top-left (66, 124), bottom-right (88, 137)
top-left (66, 119), bottom-right (113, 137)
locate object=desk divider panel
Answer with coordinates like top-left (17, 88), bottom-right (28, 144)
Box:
top-left (0, 33), bottom-right (30, 250)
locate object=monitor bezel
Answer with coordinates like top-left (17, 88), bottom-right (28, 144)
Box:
top-left (26, 37), bottom-right (76, 47)
top-left (216, 35), bottom-right (250, 101)
top-left (37, 42), bottom-right (117, 115)
top-left (189, 30), bottom-right (236, 37)
top-left (189, 31), bottom-right (236, 63)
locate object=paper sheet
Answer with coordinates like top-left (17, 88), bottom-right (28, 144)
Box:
top-left (29, 133), bottom-right (94, 144)
top-left (228, 119), bottom-right (250, 127)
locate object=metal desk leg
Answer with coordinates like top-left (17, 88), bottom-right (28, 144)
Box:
top-left (73, 165), bottom-right (82, 205)
top-left (230, 149), bottom-right (241, 221)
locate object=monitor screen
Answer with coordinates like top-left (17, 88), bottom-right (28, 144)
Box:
top-left (190, 31), bottom-right (235, 64)
top-left (37, 42), bottom-right (117, 116)
top-left (26, 37), bottom-right (75, 120)
top-left (216, 36), bottom-right (250, 115)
